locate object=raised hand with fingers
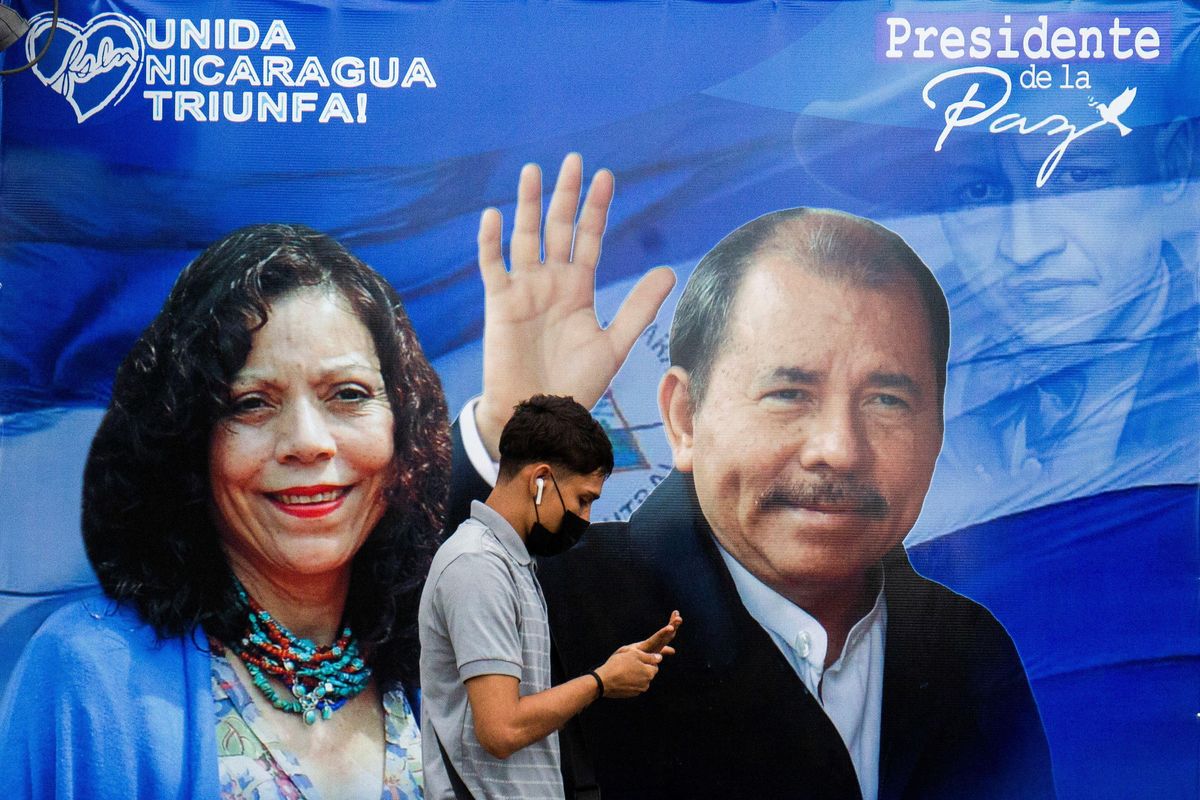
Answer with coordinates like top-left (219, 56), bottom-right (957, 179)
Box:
top-left (593, 611), bottom-right (683, 699)
top-left (474, 153), bottom-right (677, 457)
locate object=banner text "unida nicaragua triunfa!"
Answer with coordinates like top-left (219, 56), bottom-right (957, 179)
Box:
top-left (143, 18), bottom-right (435, 124)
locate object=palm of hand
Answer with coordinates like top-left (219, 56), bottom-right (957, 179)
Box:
top-left (475, 155), bottom-right (675, 450)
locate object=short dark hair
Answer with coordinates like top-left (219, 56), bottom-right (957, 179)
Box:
top-left (669, 208), bottom-right (950, 409)
top-left (82, 223), bottom-right (450, 687)
top-left (496, 394), bottom-right (614, 482)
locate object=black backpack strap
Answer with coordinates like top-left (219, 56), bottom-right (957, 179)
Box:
top-left (433, 726), bottom-right (476, 800)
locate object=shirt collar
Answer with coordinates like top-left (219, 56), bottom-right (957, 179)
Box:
top-left (470, 500), bottom-right (532, 566)
top-left (714, 537), bottom-right (885, 672)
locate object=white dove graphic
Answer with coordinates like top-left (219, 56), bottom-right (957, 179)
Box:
top-left (1089, 87), bottom-right (1137, 136)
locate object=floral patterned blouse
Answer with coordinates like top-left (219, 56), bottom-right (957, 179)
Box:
top-left (211, 646), bottom-right (424, 800)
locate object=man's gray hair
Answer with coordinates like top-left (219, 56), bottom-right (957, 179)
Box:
top-left (668, 208), bottom-right (950, 409)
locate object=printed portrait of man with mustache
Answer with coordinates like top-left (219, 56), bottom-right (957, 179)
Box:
top-left (448, 156), bottom-right (1056, 800)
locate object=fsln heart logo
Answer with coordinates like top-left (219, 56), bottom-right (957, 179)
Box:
top-left (26, 12), bottom-right (146, 123)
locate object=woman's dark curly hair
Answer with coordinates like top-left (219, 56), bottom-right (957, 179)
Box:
top-left (83, 223), bottom-right (450, 687)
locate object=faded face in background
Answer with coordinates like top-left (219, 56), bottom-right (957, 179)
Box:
top-left (669, 259), bottom-right (944, 594)
top-left (938, 83), bottom-right (1180, 349)
top-left (209, 289), bottom-right (396, 586)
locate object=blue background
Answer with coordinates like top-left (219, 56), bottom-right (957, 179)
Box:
top-left (1, 2), bottom-right (1197, 797)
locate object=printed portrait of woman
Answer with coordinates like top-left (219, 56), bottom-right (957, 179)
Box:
top-left (0, 224), bottom-right (451, 799)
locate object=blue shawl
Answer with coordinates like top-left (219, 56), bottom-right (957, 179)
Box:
top-left (0, 596), bottom-right (217, 798)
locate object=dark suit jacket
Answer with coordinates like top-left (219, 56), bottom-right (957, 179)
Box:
top-left (448, 428), bottom-right (1056, 799)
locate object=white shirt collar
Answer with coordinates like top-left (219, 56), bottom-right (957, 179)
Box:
top-left (713, 536), bottom-right (888, 800)
top-left (713, 537), bottom-right (885, 676)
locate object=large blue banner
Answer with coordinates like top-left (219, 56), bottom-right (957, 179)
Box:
top-left (1, 1), bottom-right (1196, 797)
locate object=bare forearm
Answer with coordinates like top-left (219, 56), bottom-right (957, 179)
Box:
top-left (467, 614), bottom-right (680, 760)
top-left (473, 675), bottom-right (599, 759)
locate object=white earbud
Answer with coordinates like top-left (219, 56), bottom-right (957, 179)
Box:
top-left (535, 477), bottom-right (545, 505)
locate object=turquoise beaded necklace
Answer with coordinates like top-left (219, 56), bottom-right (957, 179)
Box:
top-left (231, 582), bottom-right (372, 725)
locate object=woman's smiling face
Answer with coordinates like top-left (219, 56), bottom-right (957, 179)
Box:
top-left (209, 289), bottom-right (396, 586)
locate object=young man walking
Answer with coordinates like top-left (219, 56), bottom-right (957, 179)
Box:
top-left (420, 394), bottom-right (681, 800)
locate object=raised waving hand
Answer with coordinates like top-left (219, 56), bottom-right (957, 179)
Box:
top-left (474, 153), bottom-right (676, 456)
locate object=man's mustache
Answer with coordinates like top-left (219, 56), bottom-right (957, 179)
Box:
top-left (757, 477), bottom-right (889, 520)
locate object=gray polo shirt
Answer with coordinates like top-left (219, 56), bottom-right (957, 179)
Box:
top-left (418, 501), bottom-right (562, 800)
